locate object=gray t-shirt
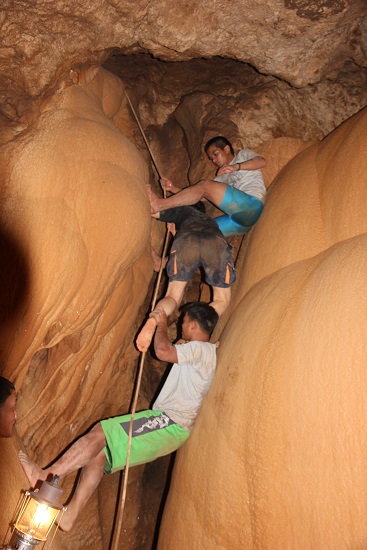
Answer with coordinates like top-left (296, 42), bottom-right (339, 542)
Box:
top-left (214, 147), bottom-right (266, 203)
top-left (152, 340), bottom-right (217, 432)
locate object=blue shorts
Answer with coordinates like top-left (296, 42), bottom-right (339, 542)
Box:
top-left (100, 410), bottom-right (190, 474)
top-left (215, 186), bottom-right (264, 237)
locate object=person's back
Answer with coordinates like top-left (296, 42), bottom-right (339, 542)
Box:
top-left (153, 339), bottom-right (217, 432)
top-left (159, 204), bottom-right (222, 237)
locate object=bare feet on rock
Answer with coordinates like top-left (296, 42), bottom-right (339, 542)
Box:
top-left (146, 184), bottom-right (160, 215)
top-left (136, 318), bottom-right (157, 352)
top-left (151, 248), bottom-right (163, 272)
top-left (18, 450), bottom-right (47, 487)
top-left (57, 508), bottom-right (75, 533)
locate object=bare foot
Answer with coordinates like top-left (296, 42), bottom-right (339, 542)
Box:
top-left (151, 248), bottom-right (162, 272)
top-left (136, 318), bottom-right (157, 352)
top-left (57, 507), bottom-right (75, 533)
top-left (146, 184), bottom-right (161, 214)
top-left (151, 248), bottom-right (168, 273)
top-left (18, 450), bottom-right (47, 487)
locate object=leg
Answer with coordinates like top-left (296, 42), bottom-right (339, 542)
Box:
top-left (19, 423), bottom-right (106, 487)
top-left (214, 187), bottom-right (264, 237)
top-left (211, 286), bottom-right (231, 316)
top-left (214, 214), bottom-right (253, 237)
top-left (136, 281), bottom-right (187, 352)
top-left (201, 234), bottom-right (236, 311)
top-left (147, 180), bottom-right (227, 214)
top-left (57, 449), bottom-right (106, 532)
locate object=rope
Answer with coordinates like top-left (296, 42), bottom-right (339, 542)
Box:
top-left (123, 90), bottom-right (161, 180)
top-left (110, 91), bottom-right (170, 550)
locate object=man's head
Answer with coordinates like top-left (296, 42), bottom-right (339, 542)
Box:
top-left (0, 376), bottom-right (17, 438)
top-left (181, 302), bottom-right (219, 340)
top-left (204, 136), bottom-right (235, 169)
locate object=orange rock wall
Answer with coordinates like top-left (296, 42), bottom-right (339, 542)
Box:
top-left (2, 61), bottom-right (367, 549)
top-left (0, 67), bottom-right (153, 546)
top-left (158, 108), bottom-right (367, 548)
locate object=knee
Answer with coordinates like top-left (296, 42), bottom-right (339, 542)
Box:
top-left (89, 423), bottom-right (106, 446)
top-left (197, 179), bottom-right (212, 191)
top-left (91, 422), bottom-right (103, 433)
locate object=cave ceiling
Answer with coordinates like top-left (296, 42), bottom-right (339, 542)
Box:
top-left (1, 0), bottom-right (366, 124)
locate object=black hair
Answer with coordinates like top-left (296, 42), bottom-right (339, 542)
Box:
top-left (192, 201), bottom-right (206, 214)
top-left (181, 302), bottom-right (219, 335)
top-left (204, 136), bottom-right (235, 156)
top-left (0, 376), bottom-right (15, 408)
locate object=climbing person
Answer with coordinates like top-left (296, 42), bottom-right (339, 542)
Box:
top-left (0, 376), bottom-right (17, 438)
top-left (136, 202), bottom-right (236, 353)
top-left (19, 302), bottom-right (219, 533)
top-left (148, 135), bottom-right (267, 237)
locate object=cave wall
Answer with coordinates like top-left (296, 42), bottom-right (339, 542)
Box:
top-left (0, 1), bottom-right (367, 549)
top-left (0, 67), bottom-right (155, 548)
top-left (104, 53), bottom-right (367, 190)
top-left (0, 62), bottom-right (319, 547)
top-left (158, 107), bottom-right (367, 549)
top-left (1, 0), bottom-right (366, 111)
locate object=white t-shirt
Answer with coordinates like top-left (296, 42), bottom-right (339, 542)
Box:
top-left (214, 148), bottom-right (266, 203)
top-left (152, 340), bottom-right (217, 432)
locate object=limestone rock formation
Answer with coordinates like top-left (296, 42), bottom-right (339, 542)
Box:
top-left (102, 53), bottom-right (367, 193)
top-left (0, 67), bottom-right (154, 547)
top-left (0, 1), bottom-right (367, 549)
top-left (1, 0), bottom-right (366, 112)
top-left (158, 107), bottom-right (367, 549)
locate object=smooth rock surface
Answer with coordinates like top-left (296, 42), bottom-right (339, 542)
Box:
top-left (158, 107), bottom-right (367, 550)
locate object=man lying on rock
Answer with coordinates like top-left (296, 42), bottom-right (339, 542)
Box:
top-left (19, 302), bottom-right (219, 532)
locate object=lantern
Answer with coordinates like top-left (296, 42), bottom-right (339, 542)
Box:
top-left (6, 476), bottom-right (66, 550)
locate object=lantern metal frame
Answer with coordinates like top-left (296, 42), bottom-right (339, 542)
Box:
top-left (5, 477), bottom-right (66, 550)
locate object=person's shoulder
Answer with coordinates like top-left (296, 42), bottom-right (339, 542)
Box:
top-left (176, 341), bottom-right (216, 371)
top-left (188, 340), bottom-right (217, 352)
top-left (178, 340), bottom-right (216, 351)
top-left (237, 147), bottom-right (257, 156)
top-left (188, 338), bottom-right (215, 345)
top-left (192, 340), bottom-right (217, 365)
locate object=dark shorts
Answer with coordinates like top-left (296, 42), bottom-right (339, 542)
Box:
top-left (100, 410), bottom-right (190, 474)
top-left (215, 186), bottom-right (264, 237)
top-left (167, 233), bottom-right (236, 287)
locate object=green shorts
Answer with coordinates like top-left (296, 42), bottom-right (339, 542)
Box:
top-left (100, 410), bottom-right (190, 474)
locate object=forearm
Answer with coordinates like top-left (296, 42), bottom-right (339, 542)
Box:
top-left (154, 319), bottom-right (170, 349)
top-left (153, 316), bottom-right (178, 362)
top-left (236, 155), bottom-right (266, 171)
top-left (217, 155), bottom-right (266, 176)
